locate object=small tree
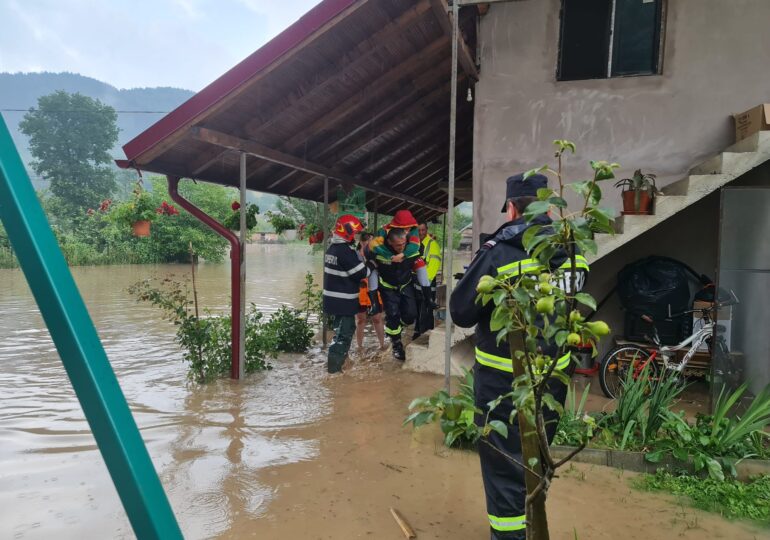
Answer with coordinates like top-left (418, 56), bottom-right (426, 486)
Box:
top-left (19, 91), bottom-right (119, 215)
top-left (474, 140), bottom-right (617, 539)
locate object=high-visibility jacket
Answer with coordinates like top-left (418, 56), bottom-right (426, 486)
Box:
top-left (323, 237), bottom-right (369, 316)
top-left (421, 235), bottom-right (442, 282)
top-left (449, 215), bottom-right (589, 374)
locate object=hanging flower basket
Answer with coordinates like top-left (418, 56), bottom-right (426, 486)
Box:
top-left (223, 201), bottom-right (259, 231)
top-left (132, 220), bottom-right (151, 237)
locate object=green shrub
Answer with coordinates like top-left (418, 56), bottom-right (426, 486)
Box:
top-left (129, 279), bottom-right (276, 383)
top-left (597, 364), bottom-right (684, 450)
top-left (404, 368), bottom-right (481, 448)
top-left (646, 384), bottom-right (770, 480)
top-left (262, 305), bottom-right (314, 353)
top-left (635, 471), bottom-right (770, 524)
top-left (554, 384), bottom-right (597, 447)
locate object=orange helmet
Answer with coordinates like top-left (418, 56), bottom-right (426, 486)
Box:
top-left (334, 214), bottom-right (364, 242)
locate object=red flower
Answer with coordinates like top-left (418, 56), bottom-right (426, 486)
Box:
top-left (86, 208), bottom-right (95, 216)
top-left (231, 201), bottom-right (241, 211)
top-left (155, 201), bottom-right (180, 216)
top-left (98, 199), bottom-right (112, 212)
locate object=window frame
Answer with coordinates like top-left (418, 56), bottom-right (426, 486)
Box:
top-left (557, 0), bottom-right (667, 82)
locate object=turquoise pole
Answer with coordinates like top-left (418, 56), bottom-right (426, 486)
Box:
top-left (0, 115), bottom-right (183, 539)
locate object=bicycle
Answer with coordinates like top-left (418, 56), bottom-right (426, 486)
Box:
top-left (598, 291), bottom-right (739, 399)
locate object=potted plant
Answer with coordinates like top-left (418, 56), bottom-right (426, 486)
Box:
top-left (111, 184), bottom-right (179, 237)
top-left (223, 201), bottom-right (259, 231)
top-left (111, 184), bottom-right (158, 237)
top-left (614, 169), bottom-right (657, 215)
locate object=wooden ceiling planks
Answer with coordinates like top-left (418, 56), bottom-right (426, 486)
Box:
top-left (122, 0), bottom-right (478, 216)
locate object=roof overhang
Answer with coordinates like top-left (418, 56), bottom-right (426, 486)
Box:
top-left (118, 0), bottom-right (481, 221)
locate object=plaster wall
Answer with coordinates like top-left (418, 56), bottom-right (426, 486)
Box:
top-left (473, 0), bottom-right (770, 242)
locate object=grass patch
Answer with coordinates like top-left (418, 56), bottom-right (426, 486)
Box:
top-left (634, 471), bottom-right (770, 524)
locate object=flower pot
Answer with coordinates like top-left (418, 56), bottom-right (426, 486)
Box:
top-left (131, 220), bottom-right (151, 237)
top-left (621, 190), bottom-right (653, 215)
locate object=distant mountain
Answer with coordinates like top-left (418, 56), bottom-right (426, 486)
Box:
top-left (0, 71), bottom-right (194, 186)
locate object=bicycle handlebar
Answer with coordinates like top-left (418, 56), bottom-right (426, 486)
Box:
top-left (666, 290), bottom-right (739, 320)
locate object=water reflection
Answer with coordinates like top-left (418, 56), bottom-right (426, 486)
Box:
top-left (0, 244), bottom-right (328, 539)
top-left (0, 243), bottom-right (468, 538)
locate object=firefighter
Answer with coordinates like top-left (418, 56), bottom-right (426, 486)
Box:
top-left (449, 173), bottom-right (590, 540)
top-left (413, 221), bottom-right (442, 339)
top-left (323, 214), bottom-right (368, 374)
top-left (366, 227), bottom-right (431, 361)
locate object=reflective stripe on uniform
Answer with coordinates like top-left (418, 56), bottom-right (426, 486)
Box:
top-left (385, 325), bottom-right (402, 336)
top-left (558, 254), bottom-right (590, 272)
top-left (323, 290), bottom-right (360, 300)
top-left (496, 258), bottom-right (541, 277)
top-left (496, 256), bottom-right (590, 278)
top-left (488, 514), bottom-right (526, 532)
top-left (324, 262), bottom-right (365, 277)
top-left (475, 348), bottom-right (571, 374)
top-left (380, 278), bottom-right (410, 291)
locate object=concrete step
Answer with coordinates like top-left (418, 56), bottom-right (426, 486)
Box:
top-left (690, 152), bottom-right (752, 175)
top-left (661, 176), bottom-right (690, 196)
top-left (725, 130), bottom-right (770, 153)
top-left (592, 130), bottom-right (770, 264)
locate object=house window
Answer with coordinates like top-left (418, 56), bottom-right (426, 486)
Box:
top-left (558, 0), bottom-right (664, 81)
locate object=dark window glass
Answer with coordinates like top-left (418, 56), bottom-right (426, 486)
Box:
top-left (612, 0), bottom-right (662, 76)
top-left (558, 0), bottom-right (662, 81)
top-left (558, 0), bottom-right (613, 81)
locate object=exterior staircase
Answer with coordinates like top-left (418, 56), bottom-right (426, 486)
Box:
top-left (404, 130), bottom-right (770, 377)
top-left (591, 131), bottom-right (770, 263)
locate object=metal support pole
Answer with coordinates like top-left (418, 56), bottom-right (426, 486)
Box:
top-left (0, 117), bottom-right (182, 539)
top-left (443, 0), bottom-right (460, 393)
top-left (168, 176), bottom-right (242, 380)
top-left (322, 176), bottom-right (329, 348)
top-left (373, 197), bottom-right (379, 232)
top-left (440, 211), bottom-right (448, 279)
top-left (238, 152), bottom-right (247, 379)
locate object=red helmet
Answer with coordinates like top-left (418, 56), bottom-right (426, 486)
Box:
top-left (387, 209), bottom-right (418, 229)
top-left (334, 214), bottom-right (364, 242)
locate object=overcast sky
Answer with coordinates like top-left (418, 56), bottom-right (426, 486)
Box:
top-left (0, 0), bottom-right (321, 91)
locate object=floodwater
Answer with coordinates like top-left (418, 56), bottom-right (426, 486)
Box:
top-left (0, 244), bottom-right (764, 539)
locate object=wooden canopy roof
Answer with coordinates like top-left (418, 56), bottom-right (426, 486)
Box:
top-left (118, 0), bottom-right (478, 221)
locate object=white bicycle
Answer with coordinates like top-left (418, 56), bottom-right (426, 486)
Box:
top-left (599, 291), bottom-right (739, 399)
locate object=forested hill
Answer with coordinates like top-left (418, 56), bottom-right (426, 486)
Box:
top-left (0, 71), bottom-right (194, 181)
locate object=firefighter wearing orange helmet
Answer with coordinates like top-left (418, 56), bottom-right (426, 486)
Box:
top-left (323, 214), bottom-right (368, 373)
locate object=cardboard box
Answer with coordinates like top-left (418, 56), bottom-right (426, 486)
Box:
top-left (692, 300), bottom-right (732, 352)
top-left (733, 103), bottom-right (770, 142)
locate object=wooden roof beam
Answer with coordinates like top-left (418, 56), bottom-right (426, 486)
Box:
top-left (190, 0), bottom-right (435, 178)
top-left (266, 81), bottom-right (453, 193)
top-left (190, 126), bottom-right (446, 212)
top-left (242, 35), bottom-right (450, 184)
top-left (430, 0), bottom-right (479, 81)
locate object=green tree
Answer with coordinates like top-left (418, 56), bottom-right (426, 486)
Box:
top-left (428, 207), bottom-right (472, 250)
top-left (19, 91), bottom-right (119, 214)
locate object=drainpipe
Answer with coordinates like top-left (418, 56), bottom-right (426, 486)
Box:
top-left (167, 175), bottom-right (242, 379)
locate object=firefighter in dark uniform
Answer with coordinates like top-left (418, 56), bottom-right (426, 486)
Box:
top-left (323, 214), bottom-right (367, 374)
top-left (366, 227), bottom-right (432, 361)
top-left (449, 173), bottom-right (590, 540)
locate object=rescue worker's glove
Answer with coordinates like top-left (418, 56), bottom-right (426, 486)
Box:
top-left (367, 291), bottom-right (382, 316)
top-left (421, 286), bottom-right (439, 310)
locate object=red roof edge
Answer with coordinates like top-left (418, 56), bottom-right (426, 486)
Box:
top-left (121, 0), bottom-right (360, 163)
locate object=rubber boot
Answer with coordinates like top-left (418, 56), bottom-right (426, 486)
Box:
top-left (391, 337), bottom-right (405, 361)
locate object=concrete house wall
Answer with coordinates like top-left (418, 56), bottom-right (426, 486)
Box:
top-left (473, 0), bottom-right (770, 238)
top-left (467, 0), bottom-right (770, 377)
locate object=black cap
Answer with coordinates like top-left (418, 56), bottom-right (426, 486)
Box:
top-left (501, 173), bottom-right (548, 212)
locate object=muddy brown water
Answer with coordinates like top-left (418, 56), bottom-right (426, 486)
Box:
top-left (0, 245), bottom-right (763, 539)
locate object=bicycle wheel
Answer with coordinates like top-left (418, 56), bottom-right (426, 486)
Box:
top-left (599, 346), bottom-right (658, 399)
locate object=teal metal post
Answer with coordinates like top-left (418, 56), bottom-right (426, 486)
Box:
top-left (0, 115), bottom-right (183, 539)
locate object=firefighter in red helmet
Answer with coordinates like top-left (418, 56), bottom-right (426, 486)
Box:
top-left (323, 215), bottom-right (368, 373)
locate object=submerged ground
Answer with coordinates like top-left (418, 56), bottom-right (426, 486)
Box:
top-left (0, 244), bottom-right (762, 539)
